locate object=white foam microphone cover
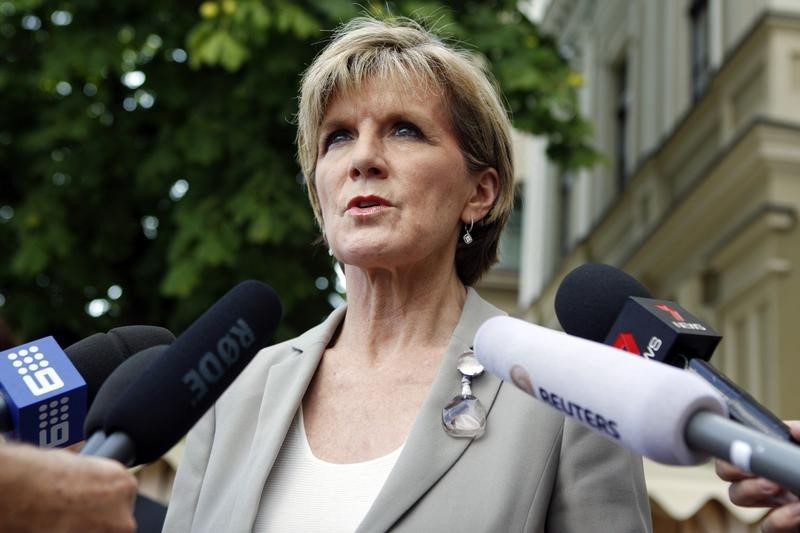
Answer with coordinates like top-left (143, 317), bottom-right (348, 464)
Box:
top-left (474, 316), bottom-right (728, 465)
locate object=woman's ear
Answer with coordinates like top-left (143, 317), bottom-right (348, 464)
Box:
top-left (462, 167), bottom-right (500, 223)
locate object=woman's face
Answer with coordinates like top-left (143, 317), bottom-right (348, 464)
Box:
top-left (314, 77), bottom-right (479, 273)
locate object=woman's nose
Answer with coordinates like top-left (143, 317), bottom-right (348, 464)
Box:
top-left (348, 134), bottom-right (388, 180)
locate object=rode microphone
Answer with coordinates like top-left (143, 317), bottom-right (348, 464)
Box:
top-left (554, 263), bottom-right (796, 443)
top-left (474, 316), bottom-right (800, 493)
top-left (84, 280), bottom-right (282, 466)
top-left (0, 325), bottom-right (174, 447)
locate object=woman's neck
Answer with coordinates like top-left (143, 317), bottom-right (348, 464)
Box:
top-left (334, 262), bottom-right (467, 367)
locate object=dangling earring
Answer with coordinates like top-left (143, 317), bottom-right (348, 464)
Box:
top-left (462, 218), bottom-right (474, 245)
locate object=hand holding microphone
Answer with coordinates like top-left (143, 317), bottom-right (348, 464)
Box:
top-left (716, 421), bottom-right (800, 533)
top-left (1, 278), bottom-right (281, 531)
top-left (0, 443), bottom-right (138, 533)
top-left (0, 326), bottom-right (175, 532)
top-left (553, 263), bottom-right (800, 529)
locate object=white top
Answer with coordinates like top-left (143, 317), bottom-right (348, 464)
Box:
top-left (253, 408), bottom-right (403, 533)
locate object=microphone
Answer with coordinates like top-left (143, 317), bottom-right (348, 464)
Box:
top-left (66, 325), bottom-right (175, 404)
top-left (1, 337), bottom-right (87, 447)
top-left (554, 262), bottom-right (652, 343)
top-left (81, 345), bottom-right (170, 456)
top-left (554, 263), bottom-right (796, 443)
top-left (84, 280), bottom-right (282, 466)
top-left (475, 315), bottom-right (725, 464)
top-left (0, 325), bottom-right (174, 447)
top-left (473, 316), bottom-right (800, 493)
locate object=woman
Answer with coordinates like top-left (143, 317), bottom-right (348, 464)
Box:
top-left (163, 17), bottom-right (651, 532)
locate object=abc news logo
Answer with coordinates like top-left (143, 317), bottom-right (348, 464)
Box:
top-left (5, 343), bottom-right (71, 447)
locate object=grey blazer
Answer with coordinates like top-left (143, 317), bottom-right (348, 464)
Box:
top-left (163, 288), bottom-right (652, 532)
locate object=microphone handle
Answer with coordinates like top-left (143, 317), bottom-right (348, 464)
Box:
top-left (688, 359), bottom-right (797, 443)
top-left (0, 394), bottom-right (11, 433)
top-left (90, 431), bottom-right (136, 466)
top-left (79, 431), bottom-right (107, 456)
top-left (686, 410), bottom-right (800, 495)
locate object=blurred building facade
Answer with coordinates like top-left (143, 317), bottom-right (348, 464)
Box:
top-left (478, 0), bottom-right (800, 530)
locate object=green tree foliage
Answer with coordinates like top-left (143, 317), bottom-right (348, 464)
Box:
top-left (0, 0), bottom-right (593, 345)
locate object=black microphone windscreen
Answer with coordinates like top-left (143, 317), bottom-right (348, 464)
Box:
top-left (104, 280), bottom-right (282, 465)
top-left (83, 345), bottom-right (169, 438)
top-left (65, 325), bottom-right (176, 404)
top-left (554, 263), bottom-right (652, 341)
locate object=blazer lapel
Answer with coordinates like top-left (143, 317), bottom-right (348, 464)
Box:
top-left (357, 289), bottom-right (505, 533)
top-left (229, 306), bottom-right (347, 532)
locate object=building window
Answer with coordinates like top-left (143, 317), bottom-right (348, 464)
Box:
top-left (614, 60), bottom-right (629, 191)
top-left (689, 0), bottom-right (711, 99)
top-left (496, 184), bottom-right (523, 272)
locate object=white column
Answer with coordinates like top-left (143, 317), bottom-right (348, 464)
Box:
top-left (518, 136), bottom-right (552, 308)
top-left (709, 0), bottom-right (723, 69)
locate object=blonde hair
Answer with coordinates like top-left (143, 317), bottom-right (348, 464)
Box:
top-left (296, 16), bottom-right (515, 285)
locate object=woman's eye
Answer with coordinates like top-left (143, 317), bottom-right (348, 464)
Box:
top-left (395, 122), bottom-right (422, 138)
top-left (324, 130), bottom-right (350, 149)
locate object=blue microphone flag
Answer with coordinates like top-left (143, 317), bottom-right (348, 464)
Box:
top-left (0, 336), bottom-right (87, 447)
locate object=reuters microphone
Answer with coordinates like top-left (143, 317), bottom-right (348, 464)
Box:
top-left (474, 315), bottom-right (725, 465)
top-left (473, 316), bottom-right (800, 493)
